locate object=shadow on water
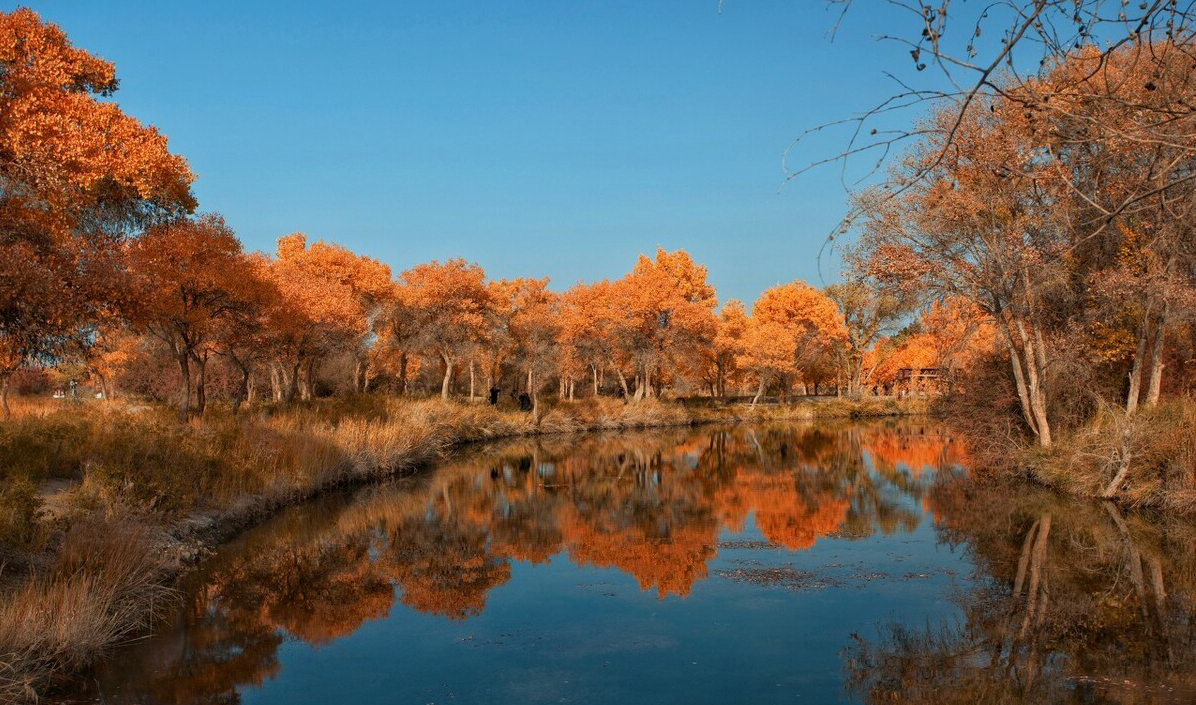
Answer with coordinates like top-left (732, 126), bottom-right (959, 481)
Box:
top-left (61, 421), bottom-right (1196, 704)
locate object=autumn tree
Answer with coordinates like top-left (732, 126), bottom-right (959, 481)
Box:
top-left (1040, 46), bottom-right (1196, 413)
top-left (739, 319), bottom-right (798, 406)
top-left (853, 39), bottom-right (1196, 445)
top-left (854, 93), bottom-right (1068, 444)
top-left (401, 259), bottom-right (491, 399)
top-left (374, 281), bottom-right (421, 395)
top-left (81, 324), bottom-right (144, 402)
top-left (212, 255), bottom-right (279, 414)
top-left (709, 299), bottom-right (748, 398)
top-left (740, 281), bottom-right (844, 403)
top-left (261, 234), bottom-right (391, 402)
top-left (126, 215), bottom-right (259, 419)
top-left (559, 280), bottom-right (623, 397)
top-left (825, 278), bottom-right (914, 398)
top-left (510, 279), bottom-right (559, 415)
top-left (919, 297), bottom-right (993, 389)
top-left (613, 249), bottom-right (717, 401)
top-left (0, 9), bottom-right (194, 412)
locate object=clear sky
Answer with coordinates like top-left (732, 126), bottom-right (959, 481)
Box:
top-left (28, 0), bottom-right (921, 305)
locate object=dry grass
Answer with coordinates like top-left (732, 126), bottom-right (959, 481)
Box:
top-left (1024, 397), bottom-right (1196, 511)
top-left (0, 518), bottom-right (171, 703)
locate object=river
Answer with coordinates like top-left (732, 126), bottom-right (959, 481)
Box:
top-left (68, 421), bottom-right (1194, 704)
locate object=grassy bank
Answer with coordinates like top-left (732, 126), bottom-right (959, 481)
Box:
top-left (0, 394), bottom-right (925, 701)
top-left (962, 397), bottom-right (1196, 513)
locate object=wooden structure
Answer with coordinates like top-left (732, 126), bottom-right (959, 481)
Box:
top-left (894, 367), bottom-right (947, 397)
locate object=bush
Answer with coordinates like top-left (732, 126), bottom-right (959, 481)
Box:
top-left (0, 479), bottom-right (40, 550)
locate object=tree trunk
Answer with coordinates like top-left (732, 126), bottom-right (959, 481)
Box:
top-left (232, 361), bottom-right (251, 416)
top-left (0, 377), bottom-right (10, 420)
top-left (751, 379), bottom-right (765, 408)
top-left (592, 365), bottom-right (599, 396)
top-left (194, 352), bottom-right (208, 417)
top-left (848, 356), bottom-right (864, 398)
top-left (1102, 424), bottom-right (1133, 498)
top-left (353, 356), bottom-right (367, 394)
top-left (96, 374), bottom-right (111, 402)
top-left (398, 352), bottom-right (408, 396)
top-left (1145, 306), bottom-right (1168, 407)
top-left (441, 354), bottom-right (453, 399)
top-left (1020, 322), bottom-right (1052, 447)
top-left (616, 368), bottom-right (630, 398)
top-left (530, 369), bottom-right (541, 423)
top-left (469, 360), bottom-right (476, 400)
top-left (998, 317), bottom-right (1051, 447)
top-left (1126, 306), bottom-right (1152, 413)
top-left (285, 360), bottom-right (301, 403)
top-left (300, 358), bottom-right (315, 401)
top-left (176, 351), bottom-right (192, 422)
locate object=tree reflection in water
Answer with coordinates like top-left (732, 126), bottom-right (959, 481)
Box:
top-left (844, 478), bottom-right (1196, 704)
top-left (78, 421), bottom-right (1194, 705)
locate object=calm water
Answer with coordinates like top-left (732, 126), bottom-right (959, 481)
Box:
top-left (73, 422), bottom-right (1194, 704)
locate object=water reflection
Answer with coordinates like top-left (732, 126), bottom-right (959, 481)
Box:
top-left (75, 422), bottom-right (1195, 704)
top-left (846, 478), bottom-right (1196, 704)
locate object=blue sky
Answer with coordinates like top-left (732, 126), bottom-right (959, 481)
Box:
top-left (28, 0), bottom-right (923, 305)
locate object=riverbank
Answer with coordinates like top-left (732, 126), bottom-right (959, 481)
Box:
top-left (964, 397), bottom-right (1196, 514)
top-left (0, 394), bottom-right (926, 702)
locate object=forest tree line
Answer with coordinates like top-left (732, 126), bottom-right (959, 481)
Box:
top-left (8, 7), bottom-right (1196, 457)
top-left (0, 8), bottom-right (991, 421)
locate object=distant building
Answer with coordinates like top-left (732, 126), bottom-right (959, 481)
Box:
top-left (895, 367), bottom-right (947, 397)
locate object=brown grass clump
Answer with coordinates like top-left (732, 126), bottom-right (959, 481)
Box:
top-left (1026, 397), bottom-right (1196, 511)
top-left (0, 518), bottom-right (171, 702)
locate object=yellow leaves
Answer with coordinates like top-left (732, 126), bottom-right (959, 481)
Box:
top-left (753, 281), bottom-right (846, 342)
top-left (266, 234), bottom-right (393, 356)
top-left (400, 259), bottom-right (491, 357)
top-left (125, 214), bottom-right (260, 351)
top-left (0, 9), bottom-right (194, 209)
top-left (738, 319), bottom-right (799, 376)
top-left (736, 282), bottom-right (844, 386)
top-left (1086, 321), bottom-right (1138, 363)
top-left (1, 8), bottom-right (194, 368)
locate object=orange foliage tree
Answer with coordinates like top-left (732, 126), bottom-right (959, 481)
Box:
top-left (262, 234), bottom-right (391, 402)
top-left (611, 249), bottom-right (717, 401)
top-left (0, 8), bottom-right (193, 413)
top-left (559, 280), bottom-right (624, 396)
top-left (126, 215), bottom-right (261, 419)
top-left (400, 259), bottom-right (491, 399)
top-left (708, 299), bottom-right (748, 398)
top-left (741, 282), bottom-right (844, 403)
top-left (493, 277), bottom-right (559, 414)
